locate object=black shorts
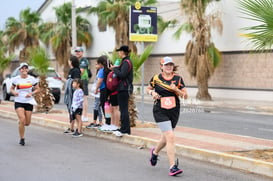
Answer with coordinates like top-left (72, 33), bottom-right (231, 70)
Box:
top-left (15, 102), bottom-right (33, 111)
top-left (153, 105), bottom-right (180, 129)
top-left (109, 93), bottom-right (118, 106)
top-left (82, 80), bottom-right (89, 95)
top-left (71, 108), bottom-right (83, 120)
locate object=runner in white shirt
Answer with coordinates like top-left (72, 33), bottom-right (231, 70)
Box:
top-left (10, 62), bottom-right (39, 146)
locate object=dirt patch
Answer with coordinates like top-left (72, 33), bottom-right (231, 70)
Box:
top-left (229, 149), bottom-right (273, 163)
top-left (0, 101), bottom-right (10, 106)
top-left (47, 109), bottom-right (65, 114)
top-left (134, 120), bottom-right (157, 128)
top-left (32, 109), bottom-right (66, 114)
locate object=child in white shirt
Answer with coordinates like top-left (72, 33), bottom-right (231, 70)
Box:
top-left (71, 78), bottom-right (84, 137)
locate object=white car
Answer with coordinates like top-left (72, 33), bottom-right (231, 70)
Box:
top-left (2, 66), bottom-right (63, 104)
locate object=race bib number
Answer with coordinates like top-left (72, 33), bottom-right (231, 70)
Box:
top-left (160, 96), bottom-right (176, 109)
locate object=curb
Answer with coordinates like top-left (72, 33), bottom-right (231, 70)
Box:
top-left (1, 109), bottom-right (272, 178)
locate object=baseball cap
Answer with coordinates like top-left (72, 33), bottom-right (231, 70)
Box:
top-left (116, 45), bottom-right (129, 53)
top-left (160, 57), bottom-right (174, 65)
top-left (18, 62), bottom-right (29, 69)
top-left (75, 46), bottom-right (84, 52)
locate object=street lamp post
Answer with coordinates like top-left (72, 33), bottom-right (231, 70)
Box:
top-left (71, 0), bottom-right (77, 48)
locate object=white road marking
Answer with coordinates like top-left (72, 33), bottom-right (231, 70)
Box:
top-left (258, 128), bottom-right (273, 132)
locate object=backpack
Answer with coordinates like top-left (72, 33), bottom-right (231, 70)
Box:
top-left (106, 59), bottom-right (132, 91)
top-left (87, 68), bottom-right (92, 78)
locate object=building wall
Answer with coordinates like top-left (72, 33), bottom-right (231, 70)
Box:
top-left (141, 52), bottom-right (273, 90)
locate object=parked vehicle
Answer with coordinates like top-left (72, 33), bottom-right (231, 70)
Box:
top-left (2, 66), bottom-right (63, 104)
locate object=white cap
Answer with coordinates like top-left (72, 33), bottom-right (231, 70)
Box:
top-left (18, 62), bottom-right (29, 69)
top-left (74, 46), bottom-right (84, 52)
top-left (160, 56), bottom-right (174, 65)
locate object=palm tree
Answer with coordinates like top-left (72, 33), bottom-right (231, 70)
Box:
top-left (178, 0), bottom-right (222, 100)
top-left (0, 50), bottom-right (14, 82)
top-left (88, 0), bottom-right (157, 53)
top-left (0, 31), bottom-right (14, 83)
top-left (27, 47), bottom-right (55, 113)
top-left (238, 0), bottom-right (273, 51)
top-left (39, 2), bottom-right (92, 77)
top-left (0, 30), bottom-right (4, 48)
top-left (105, 45), bottom-right (154, 127)
top-left (130, 44), bottom-right (154, 81)
top-left (4, 8), bottom-right (40, 60)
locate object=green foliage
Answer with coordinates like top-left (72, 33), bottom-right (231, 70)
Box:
top-left (131, 44), bottom-right (154, 71)
top-left (238, 0), bottom-right (273, 51)
top-left (173, 23), bottom-right (193, 40)
top-left (4, 8), bottom-right (40, 52)
top-left (0, 30), bottom-right (14, 73)
top-left (39, 2), bottom-right (92, 68)
top-left (157, 16), bottom-right (177, 35)
top-left (208, 43), bottom-right (221, 67)
top-left (28, 47), bottom-right (50, 76)
top-left (0, 51), bottom-right (14, 73)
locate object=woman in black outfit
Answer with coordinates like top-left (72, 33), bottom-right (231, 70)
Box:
top-left (64, 55), bottom-right (81, 134)
top-left (111, 45), bottom-right (133, 136)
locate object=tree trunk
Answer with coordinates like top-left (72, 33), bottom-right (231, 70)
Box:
top-left (62, 64), bottom-right (70, 79)
top-left (196, 78), bottom-right (212, 101)
top-left (128, 93), bottom-right (138, 127)
top-left (34, 76), bottom-right (55, 113)
top-left (0, 73), bottom-right (4, 84)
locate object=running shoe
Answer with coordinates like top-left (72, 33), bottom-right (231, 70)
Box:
top-left (108, 125), bottom-right (118, 131)
top-left (72, 131), bottom-right (83, 138)
top-left (113, 130), bottom-right (123, 137)
top-left (169, 159), bottom-right (183, 176)
top-left (86, 123), bottom-right (96, 129)
top-left (19, 138), bottom-right (25, 146)
top-left (64, 128), bottom-right (74, 134)
top-left (95, 124), bottom-right (101, 128)
top-left (150, 147), bottom-right (158, 166)
top-left (98, 124), bottom-right (110, 132)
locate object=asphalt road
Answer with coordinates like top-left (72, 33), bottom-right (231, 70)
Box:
top-left (54, 96), bottom-right (273, 140)
top-left (0, 118), bottom-right (271, 181)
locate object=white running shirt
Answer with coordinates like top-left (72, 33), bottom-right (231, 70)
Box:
top-left (12, 75), bottom-right (38, 104)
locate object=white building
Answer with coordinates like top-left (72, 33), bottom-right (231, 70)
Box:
top-left (38, 0), bottom-right (256, 56)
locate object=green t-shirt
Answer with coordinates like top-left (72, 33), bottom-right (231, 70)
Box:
top-left (79, 57), bottom-right (89, 80)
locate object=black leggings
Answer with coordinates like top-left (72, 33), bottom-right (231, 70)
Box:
top-left (117, 91), bottom-right (130, 134)
top-left (100, 88), bottom-right (111, 125)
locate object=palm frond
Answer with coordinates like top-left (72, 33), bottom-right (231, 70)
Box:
top-left (173, 23), bottom-right (193, 40)
top-left (208, 43), bottom-right (221, 67)
top-left (157, 16), bottom-right (177, 34)
top-left (28, 47), bottom-right (50, 76)
top-left (0, 50), bottom-right (15, 72)
top-left (238, 0), bottom-right (273, 50)
top-left (4, 8), bottom-right (40, 55)
top-left (130, 45), bottom-right (154, 82)
top-left (133, 44), bottom-right (154, 71)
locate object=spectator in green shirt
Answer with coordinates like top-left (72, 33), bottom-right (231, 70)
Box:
top-left (75, 47), bottom-right (92, 122)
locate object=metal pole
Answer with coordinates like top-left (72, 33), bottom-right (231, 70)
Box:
top-left (71, 0), bottom-right (77, 48)
top-left (140, 42), bottom-right (145, 122)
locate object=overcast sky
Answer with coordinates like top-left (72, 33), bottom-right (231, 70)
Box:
top-left (0, 0), bottom-right (45, 30)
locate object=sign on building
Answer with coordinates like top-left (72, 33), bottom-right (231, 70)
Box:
top-left (129, 3), bottom-right (157, 42)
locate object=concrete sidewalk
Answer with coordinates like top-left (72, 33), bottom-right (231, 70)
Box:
top-left (0, 98), bottom-right (273, 178)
